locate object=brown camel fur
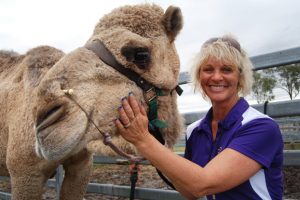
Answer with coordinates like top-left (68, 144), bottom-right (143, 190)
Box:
top-left (0, 4), bottom-right (184, 199)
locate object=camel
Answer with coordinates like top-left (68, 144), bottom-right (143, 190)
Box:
top-left (0, 4), bottom-right (184, 199)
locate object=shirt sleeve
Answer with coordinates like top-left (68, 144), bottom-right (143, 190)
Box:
top-left (184, 134), bottom-right (191, 160)
top-left (228, 118), bottom-right (283, 168)
top-left (184, 119), bottom-right (202, 160)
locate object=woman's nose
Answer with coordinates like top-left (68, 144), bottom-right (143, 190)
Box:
top-left (211, 70), bottom-right (223, 80)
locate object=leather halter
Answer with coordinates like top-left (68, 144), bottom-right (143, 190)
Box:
top-left (85, 39), bottom-right (183, 97)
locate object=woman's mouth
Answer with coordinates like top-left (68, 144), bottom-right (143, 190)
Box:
top-left (209, 84), bottom-right (228, 92)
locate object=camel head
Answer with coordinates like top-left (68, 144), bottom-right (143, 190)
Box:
top-left (33, 4), bottom-right (184, 161)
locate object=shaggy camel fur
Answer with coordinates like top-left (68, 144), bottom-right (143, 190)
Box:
top-left (0, 4), bottom-right (184, 199)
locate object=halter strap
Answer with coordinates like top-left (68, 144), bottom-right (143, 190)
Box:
top-left (85, 39), bottom-right (183, 137)
top-left (85, 39), bottom-right (183, 95)
top-left (85, 39), bottom-right (154, 91)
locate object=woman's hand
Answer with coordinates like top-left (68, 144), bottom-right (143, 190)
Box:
top-left (115, 93), bottom-right (150, 146)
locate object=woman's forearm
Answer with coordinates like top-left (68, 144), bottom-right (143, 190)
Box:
top-left (135, 133), bottom-right (207, 198)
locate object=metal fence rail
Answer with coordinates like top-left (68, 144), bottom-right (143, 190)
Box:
top-left (284, 150), bottom-right (300, 166)
top-left (53, 181), bottom-right (188, 200)
top-left (183, 99), bottom-right (300, 126)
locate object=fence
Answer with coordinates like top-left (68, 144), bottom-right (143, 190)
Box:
top-left (1, 47), bottom-right (300, 199)
top-left (1, 150), bottom-right (300, 200)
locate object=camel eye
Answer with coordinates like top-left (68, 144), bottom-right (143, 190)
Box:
top-left (134, 51), bottom-right (150, 69)
top-left (135, 51), bottom-right (149, 61)
top-left (121, 46), bottom-right (151, 69)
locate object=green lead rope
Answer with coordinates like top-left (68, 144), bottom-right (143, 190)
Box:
top-left (138, 86), bottom-right (183, 193)
top-left (146, 89), bottom-right (177, 190)
top-left (147, 89), bottom-right (167, 131)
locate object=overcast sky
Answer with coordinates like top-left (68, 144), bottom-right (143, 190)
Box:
top-left (1, 0), bottom-right (300, 112)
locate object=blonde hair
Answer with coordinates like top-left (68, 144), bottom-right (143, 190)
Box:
top-left (190, 34), bottom-right (253, 98)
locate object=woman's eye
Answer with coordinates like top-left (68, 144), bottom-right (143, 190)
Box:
top-left (222, 66), bottom-right (233, 73)
top-left (202, 67), bottom-right (213, 72)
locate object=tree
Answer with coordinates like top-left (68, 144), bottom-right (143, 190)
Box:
top-left (252, 70), bottom-right (276, 103)
top-left (276, 63), bottom-right (300, 100)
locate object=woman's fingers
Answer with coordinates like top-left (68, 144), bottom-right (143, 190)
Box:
top-left (139, 102), bottom-right (147, 116)
top-left (118, 93), bottom-right (146, 129)
top-left (118, 106), bottom-right (131, 127)
top-left (128, 93), bottom-right (141, 116)
top-left (121, 97), bottom-right (135, 120)
top-left (115, 93), bottom-right (150, 145)
top-left (115, 119), bottom-right (125, 131)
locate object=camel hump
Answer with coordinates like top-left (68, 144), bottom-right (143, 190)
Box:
top-left (0, 46), bottom-right (64, 75)
top-left (24, 45), bottom-right (65, 70)
top-left (0, 50), bottom-right (22, 74)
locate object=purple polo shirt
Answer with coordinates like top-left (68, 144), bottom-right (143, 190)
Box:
top-left (184, 98), bottom-right (283, 200)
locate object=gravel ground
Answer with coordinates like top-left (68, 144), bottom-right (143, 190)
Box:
top-left (1, 165), bottom-right (299, 200)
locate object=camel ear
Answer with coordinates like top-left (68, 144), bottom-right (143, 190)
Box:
top-left (24, 46), bottom-right (64, 87)
top-left (162, 6), bottom-right (183, 42)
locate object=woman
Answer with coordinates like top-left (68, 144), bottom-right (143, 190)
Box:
top-left (115, 35), bottom-right (283, 200)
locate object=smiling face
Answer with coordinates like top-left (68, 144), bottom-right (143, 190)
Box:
top-left (199, 56), bottom-right (240, 107)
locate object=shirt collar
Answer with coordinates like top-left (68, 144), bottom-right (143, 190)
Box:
top-left (197, 97), bottom-right (249, 131)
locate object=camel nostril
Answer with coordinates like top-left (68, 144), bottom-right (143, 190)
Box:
top-left (36, 104), bottom-right (66, 132)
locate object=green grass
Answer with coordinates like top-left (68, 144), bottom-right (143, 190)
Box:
top-left (284, 142), bottom-right (300, 150)
top-left (173, 145), bottom-right (185, 153)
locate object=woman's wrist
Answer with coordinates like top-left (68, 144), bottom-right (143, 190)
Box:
top-left (134, 132), bottom-right (157, 155)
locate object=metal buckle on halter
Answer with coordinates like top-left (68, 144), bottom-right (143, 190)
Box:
top-left (145, 87), bottom-right (157, 102)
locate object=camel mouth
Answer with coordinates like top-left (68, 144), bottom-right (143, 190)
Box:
top-left (36, 104), bottom-right (66, 133)
top-left (34, 104), bottom-right (89, 161)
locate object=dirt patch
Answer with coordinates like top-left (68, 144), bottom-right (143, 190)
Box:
top-left (284, 166), bottom-right (300, 199)
top-left (1, 165), bottom-right (299, 199)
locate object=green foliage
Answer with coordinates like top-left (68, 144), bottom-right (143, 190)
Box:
top-left (252, 70), bottom-right (276, 103)
top-left (275, 63), bottom-right (300, 100)
top-left (284, 142), bottom-right (300, 150)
